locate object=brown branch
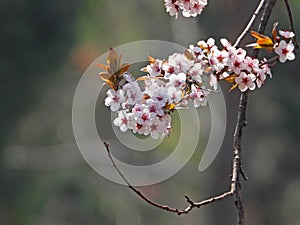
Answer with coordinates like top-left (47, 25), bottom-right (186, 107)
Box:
top-left (233, 0), bottom-right (267, 48)
top-left (231, 1), bottom-right (278, 225)
top-left (104, 141), bottom-right (235, 215)
top-left (104, 130), bottom-right (247, 215)
top-left (231, 90), bottom-right (248, 225)
top-left (103, 142), bottom-right (183, 214)
top-left (283, 0), bottom-right (299, 49)
top-left (259, 55), bottom-right (279, 67)
top-left (104, 0), bottom-right (281, 223)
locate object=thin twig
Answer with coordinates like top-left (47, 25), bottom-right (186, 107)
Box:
top-left (104, 141), bottom-right (234, 215)
top-left (232, 1), bottom-right (278, 224)
top-left (240, 164), bottom-right (249, 181)
top-left (283, 0), bottom-right (299, 49)
top-left (257, 0), bottom-right (278, 35)
top-left (233, 0), bottom-right (267, 48)
top-left (103, 142), bottom-right (178, 213)
top-left (259, 55), bottom-right (279, 67)
top-left (283, 0), bottom-right (295, 34)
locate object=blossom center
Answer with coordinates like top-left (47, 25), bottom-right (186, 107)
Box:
top-left (282, 48), bottom-right (288, 55)
top-left (242, 77), bottom-right (249, 85)
top-left (121, 117), bottom-right (128, 125)
top-left (233, 60), bottom-right (241, 68)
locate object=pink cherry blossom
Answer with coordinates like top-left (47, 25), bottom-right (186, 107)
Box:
top-left (208, 48), bottom-right (228, 72)
top-left (164, 0), bottom-right (179, 18)
top-left (189, 44), bottom-right (203, 59)
top-left (165, 0), bottom-right (207, 18)
top-left (274, 40), bottom-right (295, 63)
top-left (113, 110), bottom-right (129, 132)
top-left (167, 86), bottom-right (183, 103)
top-left (235, 72), bottom-right (256, 92)
top-left (230, 54), bottom-right (246, 74)
top-left (146, 99), bottom-right (165, 116)
top-left (105, 89), bottom-right (125, 112)
top-left (122, 82), bottom-right (143, 106)
top-left (188, 62), bottom-right (204, 82)
top-left (146, 59), bottom-right (163, 77)
top-left (168, 72), bottom-right (186, 89)
top-left (279, 30), bottom-right (295, 39)
top-left (133, 121), bottom-right (151, 135)
top-left (256, 70), bottom-right (267, 88)
top-left (149, 117), bottom-right (163, 139)
top-left (189, 84), bottom-right (207, 107)
top-left (244, 56), bottom-right (259, 73)
top-left (166, 53), bottom-right (194, 75)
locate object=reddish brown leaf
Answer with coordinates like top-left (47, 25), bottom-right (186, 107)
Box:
top-left (147, 56), bottom-right (156, 64)
top-left (99, 72), bottom-right (111, 80)
top-left (224, 74), bottom-right (238, 83)
top-left (184, 49), bottom-right (194, 60)
top-left (96, 63), bottom-right (109, 70)
top-left (228, 82), bottom-right (238, 92)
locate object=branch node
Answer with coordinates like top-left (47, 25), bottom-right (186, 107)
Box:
top-left (240, 165), bottom-right (249, 181)
top-left (184, 195), bottom-right (196, 207)
top-left (104, 141), bottom-right (109, 152)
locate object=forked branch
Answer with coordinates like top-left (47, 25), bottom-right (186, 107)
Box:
top-left (103, 0), bottom-right (295, 224)
top-left (104, 141), bottom-right (235, 215)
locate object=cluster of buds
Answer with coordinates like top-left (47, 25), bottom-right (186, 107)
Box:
top-left (99, 24), bottom-right (296, 139)
top-left (164, 0), bottom-right (207, 18)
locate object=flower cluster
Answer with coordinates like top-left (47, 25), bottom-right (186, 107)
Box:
top-left (164, 0), bottom-right (207, 18)
top-left (190, 37), bottom-right (275, 92)
top-left (100, 27), bottom-right (296, 139)
top-left (103, 54), bottom-right (208, 139)
top-left (105, 82), bottom-right (173, 139)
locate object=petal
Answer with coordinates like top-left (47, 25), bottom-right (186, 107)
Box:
top-left (193, 99), bottom-right (200, 108)
top-left (235, 77), bottom-right (242, 83)
top-left (287, 43), bottom-right (295, 51)
top-left (207, 38), bottom-right (215, 46)
top-left (279, 55), bottom-right (287, 63)
top-left (279, 40), bottom-right (287, 48)
top-left (238, 83), bottom-right (248, 92)
top-left (256, 80), bottom-right (262, 88)
top-left (274, 46), bottom-right (281, 55)
top-left (120, 124), bottom-right (128, 132)
top-left (249, 73), bottom-right (256, 81)
top-left (111, 103), bottom-right (120, 112)
top-left (248, 82), bottom-right (256, 90)
top-left (287, 52), bottom-right (295, 61)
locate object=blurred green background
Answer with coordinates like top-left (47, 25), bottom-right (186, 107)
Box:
top-left (1, 0), bottom-right (300, 225)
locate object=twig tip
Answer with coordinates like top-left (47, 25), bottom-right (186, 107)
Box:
top-left (104, 141), bottom-right (110, 152)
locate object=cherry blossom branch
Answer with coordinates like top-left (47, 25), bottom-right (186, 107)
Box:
top-left (102, 0), bottom-right (296, 224)
top-left (231, 1), bottom-right (278, 224)
top-left (103, 0), bottom-right (281, 222)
